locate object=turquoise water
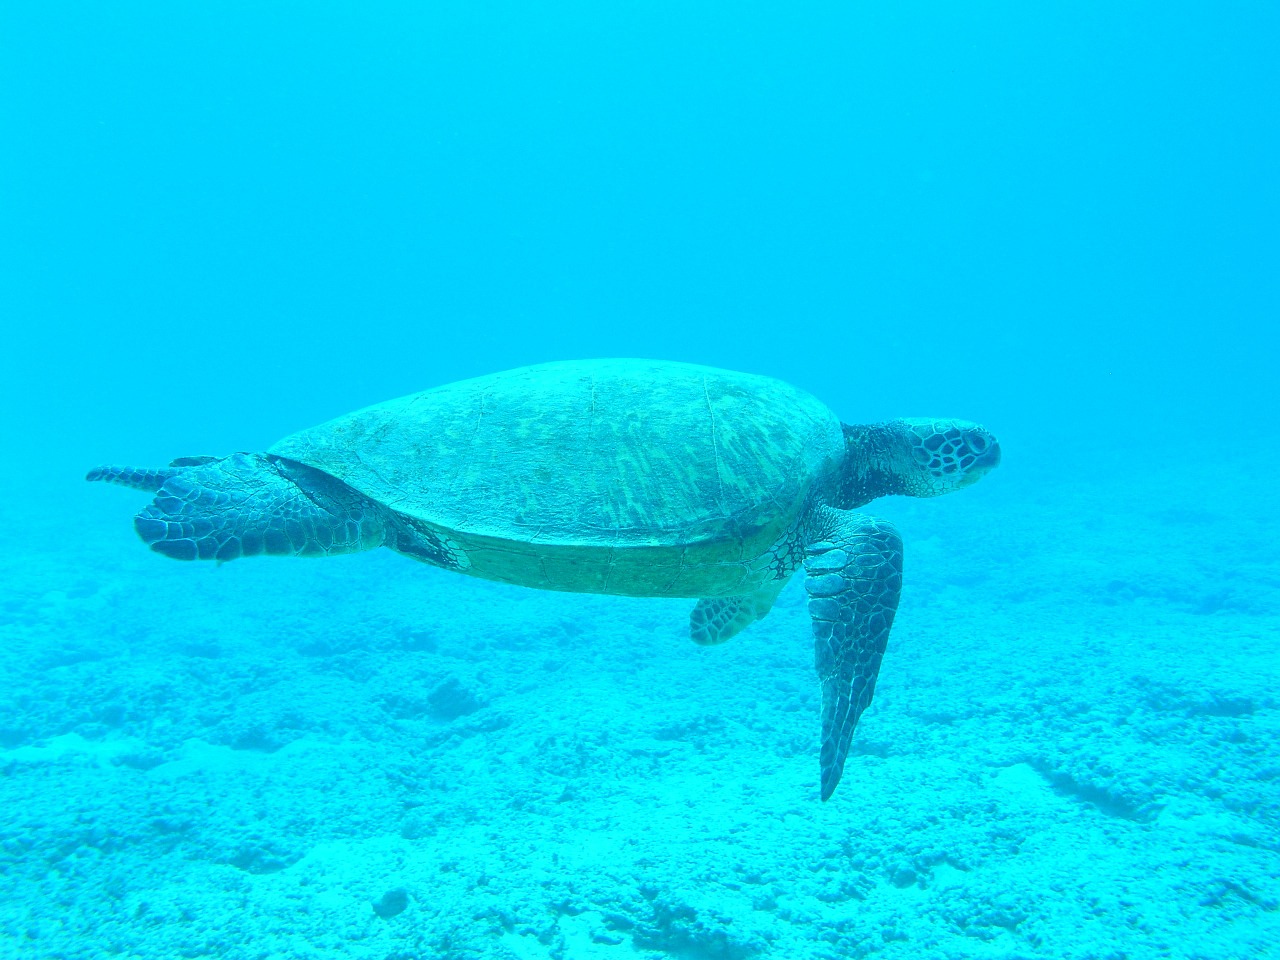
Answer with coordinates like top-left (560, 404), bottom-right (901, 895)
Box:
top-left (1, 4), bottom-right (1277, 958)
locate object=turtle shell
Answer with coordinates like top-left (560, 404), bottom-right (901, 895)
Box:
top-left (269, 359), bottom-right (844, 594)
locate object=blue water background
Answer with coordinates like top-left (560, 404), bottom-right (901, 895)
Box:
top-left (4, 2), bottom-right (1275, 476)
top-left (0, 4), bottom-right (1276, 959)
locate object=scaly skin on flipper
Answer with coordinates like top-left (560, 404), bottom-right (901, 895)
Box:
top-left (89, 454), bottom-right (388, 562)
top-left (804, 508), bottom-right (903, 801)
top-left (689, 579), bottom-right (787, 645)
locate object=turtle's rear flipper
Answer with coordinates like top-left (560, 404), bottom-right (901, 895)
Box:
top-left (804, 509), bottom-right (903, 801)
top-left (689, 579), bottom-right (787, 645)
top-left (91, 454), bottom-right (387, 563)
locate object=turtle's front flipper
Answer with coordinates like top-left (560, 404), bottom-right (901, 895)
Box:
top-left (89, 453), bottom-right (388, 563)
top-left (689, 579), bottom-right (787, 645)
top-left (804, 508), bottom-right (903, 801)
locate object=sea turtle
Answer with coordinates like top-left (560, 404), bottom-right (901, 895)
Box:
top-left (88, 359), bottom-right (1000, 799)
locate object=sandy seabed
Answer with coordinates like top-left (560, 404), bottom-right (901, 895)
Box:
top-left (1, 460), bottom-right (1276, 959)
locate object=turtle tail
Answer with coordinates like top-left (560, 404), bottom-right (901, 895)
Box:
top-left (88, 453), bottom-right (388, 563)
top-left (86, 464), bottom-right (183, 493)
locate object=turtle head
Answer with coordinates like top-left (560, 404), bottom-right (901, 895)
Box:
top-left (837, 418), bottom-right (1001, 507)
top-left (894, 418), bottom-right (1001, 496)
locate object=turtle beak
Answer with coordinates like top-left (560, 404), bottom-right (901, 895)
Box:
top-left (974, 439), bottom-right (1001, 471)
top-left (959, 435), bottom-right (1001, 487)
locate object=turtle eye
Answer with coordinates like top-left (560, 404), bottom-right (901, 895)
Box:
top-left (968, 433), bottom-right (989, 454)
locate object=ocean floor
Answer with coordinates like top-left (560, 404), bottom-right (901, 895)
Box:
top-left (1, 457), bottom-right (1276, 959)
